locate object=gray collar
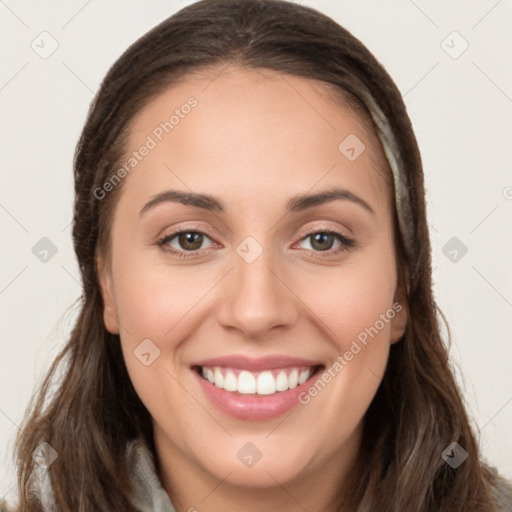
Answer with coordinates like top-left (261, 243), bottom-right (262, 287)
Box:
top-left (125, 437), bottom-right (177, 512)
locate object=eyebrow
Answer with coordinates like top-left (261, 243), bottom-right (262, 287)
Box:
top-left (139, 187), bottom-right (375, 217)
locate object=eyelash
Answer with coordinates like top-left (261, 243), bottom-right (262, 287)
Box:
top-left (157, 226), bottom-right (355, 259)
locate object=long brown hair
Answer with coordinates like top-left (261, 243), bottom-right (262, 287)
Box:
top-left (10, 0), bottom-right (499, 510)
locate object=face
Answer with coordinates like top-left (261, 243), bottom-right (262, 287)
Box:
top-left (97, 66), bottom-right (407, 504)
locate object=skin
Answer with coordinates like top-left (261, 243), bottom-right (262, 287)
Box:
top-left (97, 65), bottom-right (408, 512)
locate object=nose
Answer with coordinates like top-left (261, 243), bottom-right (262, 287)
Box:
top-left (216, 244), bottom-right (300, 339)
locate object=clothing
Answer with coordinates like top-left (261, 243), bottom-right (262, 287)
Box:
top-left (125, 437), bottom-right (176, 512)
top-left (2, 436), bottom-right (512, 511)
top-left (492, 469), bottom-right (512, 512)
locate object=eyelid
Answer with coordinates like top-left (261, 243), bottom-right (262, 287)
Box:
top-left (156, 222), bottom-right (216, 244)
top-left (295, 223), bottom-right (352, 242)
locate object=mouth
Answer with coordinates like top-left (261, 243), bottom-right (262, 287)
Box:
top-left (192, 364), bottom-right (324, 396)
top-left (190, 356), bottom-right (326, 421)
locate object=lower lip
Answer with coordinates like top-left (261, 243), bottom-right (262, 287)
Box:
top-left (193, 368), bottom-right (319, 421)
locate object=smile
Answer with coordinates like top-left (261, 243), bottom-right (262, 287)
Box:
top-left (198, 365), bottom-right (319, 395)
top-left (191, 355), bottom-right (325, 420)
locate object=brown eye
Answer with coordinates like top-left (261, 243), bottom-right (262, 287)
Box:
top-left (175, 232), bottom-right (204, 251)
top-left (309, 232), bottom-right (336, 251)
top-left (297, 229), bottom-right (355, 256)
top-left (158, 229), bottom-right (215, 258)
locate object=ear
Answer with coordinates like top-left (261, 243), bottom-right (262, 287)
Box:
top-left (96, 248), bottom-right (120, 335)
top-left (390, 274), bottom-right (410, 344)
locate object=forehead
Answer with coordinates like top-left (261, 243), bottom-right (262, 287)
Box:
top-left (119, 65), bottom-right (392, 216)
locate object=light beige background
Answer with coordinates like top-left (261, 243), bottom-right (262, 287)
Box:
top-left (1, 0), bottom-right (511, 502)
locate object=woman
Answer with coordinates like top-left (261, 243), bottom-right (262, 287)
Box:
top-left (3, 0), bottom-right (511, 510)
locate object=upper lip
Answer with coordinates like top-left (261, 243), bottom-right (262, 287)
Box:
top-left (192, 355), bottom-right (324, 371)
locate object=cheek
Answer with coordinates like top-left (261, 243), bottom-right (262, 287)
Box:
top-left (121, 346), bottom-right (204, 452)
top-left (293, 243), bottom-right (396, 415)
top-left (112, 252), bottom-right (214, 423)
top-left (298, 274), bottom-right (394, 449)
top-left (114, 264), bottom-right (201, 442)
top-left (297, 248), bottom-right (397, 347)
top-left (302, 269), bottom-right (394, 392)
top-left (112, 249), bottom-right (204, 339)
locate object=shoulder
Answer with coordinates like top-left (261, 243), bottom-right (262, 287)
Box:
top-left (489, 468), bottom-right (512, 511)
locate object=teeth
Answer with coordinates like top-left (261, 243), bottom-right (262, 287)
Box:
top-left (275, 371), bottom-right (289, 392)
top-left (256, 371), bottom-right (276, 395)
top-left (288, 369), bottom-right (299, 389)
top-left (214, 367), bottom-right (224, 388)
top-left (200, 366), bottom-right (315, 395)
top-left (203, 367), bottom-right (215, 384)
top-left (238, 371), bottom-right (256, 393)
top-left (298, 368), bottom-right (310, 384)
top-left (223, 371), bottom-right (238, 391)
